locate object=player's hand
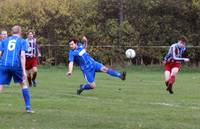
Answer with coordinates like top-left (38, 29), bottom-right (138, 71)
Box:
top-left (162, 61), bottom-right (166, 65)
top-left (38, 53), bottom-right (41, 57)
top-left (23, 72), bottom-right (27, 82)
top-left (184, 58), bottom-right (190, 62)
top-left (66, 72), bottom-right (72, 77)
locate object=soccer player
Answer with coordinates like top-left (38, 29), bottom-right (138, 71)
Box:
top-left (1, 30), bottom-right (8, 39)
top-left (66, 36), bottom-right (126, 95)
top-left (0, 25), bottom-right (34, 113)
top-left (163, 36), bottom-right (189, 94)
top-left (25, 30), bottom-right (40, 87)
top-left (0, 30), bottom-right (8, 92)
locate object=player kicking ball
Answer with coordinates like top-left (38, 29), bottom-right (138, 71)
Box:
top-left (163, 36), bottom-right (189, 94)
top-left (66, 36), bottom-right (126, 95)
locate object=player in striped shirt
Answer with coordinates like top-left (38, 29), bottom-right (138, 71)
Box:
top-left (0, 26), bottom-right (34, 113)
top-left (25, 30), bottom-right (40, 87)
top-left (163, 36), bottom-right (189, 94)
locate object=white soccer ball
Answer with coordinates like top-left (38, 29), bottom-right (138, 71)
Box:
top-left (125, 49), bottom-right (136, 58)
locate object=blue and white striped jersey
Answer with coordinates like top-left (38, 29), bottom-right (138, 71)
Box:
top-left (25, 38), bottom-right (39, 58)
top-left (164, 43), bottom-right (186, 62)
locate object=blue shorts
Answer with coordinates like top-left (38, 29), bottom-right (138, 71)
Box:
top-left (0, 66), bottom-right (23, 85)
top-left (83, 62), bottom-right (104, 83)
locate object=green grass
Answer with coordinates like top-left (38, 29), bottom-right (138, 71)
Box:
top-left (0, 66), bottom-right (200, 129)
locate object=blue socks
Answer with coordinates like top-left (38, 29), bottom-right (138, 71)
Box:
top-left (107, 68), bottom-right (121, 78)
top-left (22, 87), bottom-right (31, 110)
top-left (81, 84), bottom-right (93, 90)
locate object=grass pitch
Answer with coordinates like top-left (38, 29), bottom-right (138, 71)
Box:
top-left (0, 65), bottom-right (200, 129)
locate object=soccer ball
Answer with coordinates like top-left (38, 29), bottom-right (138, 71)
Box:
top-left (125, 49), bottom-right (136, 58)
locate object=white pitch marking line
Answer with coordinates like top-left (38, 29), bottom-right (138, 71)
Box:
top-left (65, 94), bottom-right (99, 100)
top-left (149, 102), bottom-right (200, 110)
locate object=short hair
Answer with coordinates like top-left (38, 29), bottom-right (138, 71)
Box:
top-left (27, 29), bottom-right (35, 35)
top-left (179, 36), bottom-right (187, 42)
top-left (68, 38), bottom-right (78, 44)
top-left (1, 30), bottom-right (7, 35)
top-left (11, 25), bottom-right (21, 34)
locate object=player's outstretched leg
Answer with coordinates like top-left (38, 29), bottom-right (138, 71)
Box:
top-left (77, 83), bottom-right (95, 95)
top-left (101, 67), bottom-right (126, 81)
top-left (120, 71), bottom-right (126, 80)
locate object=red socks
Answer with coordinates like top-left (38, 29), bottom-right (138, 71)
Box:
top-left (168, 75), bottom-right (175, 85)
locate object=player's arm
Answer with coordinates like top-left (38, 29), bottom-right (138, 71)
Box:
top-left (0, 41), bottom-right (3, 57)
top-left (172, 46), bottom-right (189, 62)
top-left (36, 44), bottom-right (41, 57)
top-left (82, 36), bottom-right (88, 50)
top-left (20, 50), bottom-right (27, 81)
top-left (67, 50), bottom-right (74, 76)
top-left (163, 52), bottom-right (170, 64)
top-left (21, 40), bottom-right (28, 81)
top-left (67, 61), bottom-right (74, 76)
top-left (35, 39), bottom-right (41, 57)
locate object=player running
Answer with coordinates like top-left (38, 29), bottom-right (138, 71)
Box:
top-left (25, 30), bottom-right (40, 87)
top-left (0, 26), bottom-right (34, 113)
top-left (66, 36), bottom-right (126, 95)
top-left (163, 36), bottom-right (189, 94)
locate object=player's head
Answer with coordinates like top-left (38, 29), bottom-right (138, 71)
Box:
top-left (82, 36), bottom-right (88, 43)
top-left (178, 36), bottom-right (187, 48)
top-left (68, 38), bottom-right (78, 50)
top-left (11, 25), bottom-right (22, 36)
top-left (1, 30), bottom-right (8, 39)
top-left (27, 30), bottom-right (35, 39)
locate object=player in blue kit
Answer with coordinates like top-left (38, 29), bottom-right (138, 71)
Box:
top-left (66, 36), bottom-right (126, 95)
top-left (0, 30), bottom-right (8, 70)
top-left (0, 25), bottom-right (34, 113)
top-left (1, 30), bottom-right (8, 39)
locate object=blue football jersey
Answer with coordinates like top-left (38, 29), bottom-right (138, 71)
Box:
top-left (68, 43), bottom-right (95, 71)
top-left (0, 36), bottom-right (27, 68)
